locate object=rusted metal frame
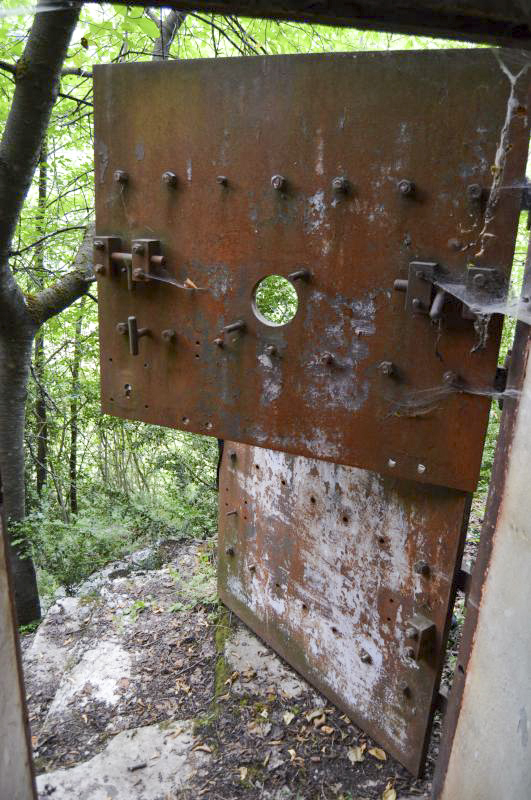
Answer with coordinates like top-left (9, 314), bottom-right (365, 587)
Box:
top-left (83, 0), bottom-right (531, 49)
top-left (0, 480), bottom-right (38, 800)
top-left (432, 235), bottom-right (531, 798)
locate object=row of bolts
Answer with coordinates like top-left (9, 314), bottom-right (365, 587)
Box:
top-left (113, 168), bottom-right (485, 201)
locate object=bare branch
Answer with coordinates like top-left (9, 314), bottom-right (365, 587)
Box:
top-left (9, 225), bottom-right (87, 257)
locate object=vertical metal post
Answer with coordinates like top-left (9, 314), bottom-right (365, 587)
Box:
top-left (433, 244), bottom-right (531, 798)
top-left (0, 480), bottom-right (37, 800)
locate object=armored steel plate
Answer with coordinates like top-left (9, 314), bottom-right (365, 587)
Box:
top-left (94, 50), bottom-right (529, 491)
top-left (218, 442), bottom-right (470, 776)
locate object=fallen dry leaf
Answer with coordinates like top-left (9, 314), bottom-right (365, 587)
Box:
top-left (382, 781), bottom-right (397, 800)
top-left (347, 746), bottom-right (366, 764)
top-left (312, 713), bottom-right (326, 728)
top-left (260, 708), bottom-right (268, 719)
top-left (283, 711), bottom-right (295, 725)
top-left (369, 747), bottom-right (387, 761)
top-left (193, 743), bottom-right (212, 754)
top-left (321, 725), bottom-right (335, 735)
top-left (288, 749), bottom-right (297, 762)
top-left (239, 766), bottom-right (248, 781)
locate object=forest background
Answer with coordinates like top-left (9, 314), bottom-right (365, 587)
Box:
top-left (0, 1), bottom-right (527, 623)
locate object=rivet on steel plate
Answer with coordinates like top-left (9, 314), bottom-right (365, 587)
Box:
top-left (249, 564), bottom-right (256, 572)
top-left (94, 239), bottom-right (105, 250)
top-left (473, 272), bottom-right (487, 289)
top-left (378, 360), bottom-right (395, 377)
top-left (116, 322), bottom-right (128, 335)
top-left (161, 171), bottom-right (177, 187)
top-left (213, 337), bottom-right (224, 348)
top-left (412, 297), bottom-right (423, 311)
top-left (466, 183), bottom-right (483, 202)
top-left (161, 329), bottom-right (177, 343)
top-left (216, 175), bottom-right (228, 186)
top-left (265, 344), bottom-right (277, 356)
top-left (332, 176), bottom-right (349, 192)
top-left (417, 463), bottom-right (427, 475)
top-left (414, 560), bottom-right (431, 576)
top-left (223, 320), bottom-right (246, 334)
top-left (225, 546), bottom-right (235, 556)
top-left (94, 264), bottom-right (106, 276)
top-left (406, 647), bottom-right (416, 659)
top-left (388, 458), bottom-right (397, 468)
top-left (360, 650), bottom-right (372, 664)
top-left (226, 510), bottom-right (238, 517)
top-left (321, 352), bottom-right (335, 366)
top-left (271, 174), bottom-right (286, 191)
top-left (288, 269), bottom-right (310, 282)
top-left (132, 243), bottom-right (145, 255)
top-left (398, 179), bottom-right (415, 196)
top-left (114, 170), bottom-right (129, 184)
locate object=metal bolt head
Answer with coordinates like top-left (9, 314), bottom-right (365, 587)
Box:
top-left (116, 322), bottom-right (128, 335)
top-left (412, 297), bottom-right (423, 311)
top-left (216, 175), bottom-right (228, 186)
top-left (114, 169), bottom-right (129, 184)
top-left (399, 681), bottom-right (412, 698)
top-left (271, 174), bottom-right (286, 191)
top-left (414, 560), bottom-right (431, 576)
top-left (360, 650), bottom-right (372, 664)
top-left (388, 458), bottom-right (397, 469)
top-left (132, 243), bottom-right (145, 255)
top-left (132, 268), bottom-right (145, 281)
top-left (378, 360), bottom-right (395, 377)
top-left (417, 463), bottom-right (427, 475)
top-left (225, 546), bottom-right (235, 557)
top-left (161, 171), bottom-right (177, 187)
top-left (443, 371), bottom-right (460, 387)
top-left (406, 647), bottom-right (416, 659)
top-left (321, 352), bottom-right (335, 366)
top-left (467, 183), bottom-right (483, 202)
top-left (398, 179), bottom-right (415, 196)
top-left (161, 328), bottom-right (177, 343)
top-left (94, 264), bottom-right (106, 276)
top-left (406, 627), bottom-right (418, 640)
top-left (265, 344), bottom-right (277, 356)
top-left (332, 176), bottom-right (348, 192)
top-left (93, 239), bottom-right (105, 251)
top-left (213, 337), bottom-right (224, 348)
top-left (473, 272), bottom-right (487, 289)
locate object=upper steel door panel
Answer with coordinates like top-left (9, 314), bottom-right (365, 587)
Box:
top-left (94, 50), bottom-right (529, 491)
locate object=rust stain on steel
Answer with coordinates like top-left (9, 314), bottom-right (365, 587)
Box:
top-left (218, 441), bottom-right (470, 777)
top-left (94, 50), bottom-right (529, 492)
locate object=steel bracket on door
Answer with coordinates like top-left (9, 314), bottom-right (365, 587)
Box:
top-left (405, 613), bottom-right (437, 662)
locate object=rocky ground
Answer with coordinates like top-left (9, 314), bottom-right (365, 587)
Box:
top-left (20, 518), bottom-right (481, 800)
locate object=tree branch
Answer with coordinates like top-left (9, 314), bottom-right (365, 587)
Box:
top-left (9, 225), bottom-right (87, 257)
top-left (0, 0), bottom-right (81, 274)
top-left (147, 7), bottom-right (186, 60)
top-left (30, 223), bottom-right (95, 326)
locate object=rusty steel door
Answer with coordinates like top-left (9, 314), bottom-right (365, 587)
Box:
top-left (95, 49), bottom-right (529, 776)
top-left (94, 49), bottom-right (529, 493)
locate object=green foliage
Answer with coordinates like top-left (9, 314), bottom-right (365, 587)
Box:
top-left (254, 275), bottom-right (298, 325)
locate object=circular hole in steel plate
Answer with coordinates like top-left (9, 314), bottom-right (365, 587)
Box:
top-left (252, 274), bottom-right (298, 326)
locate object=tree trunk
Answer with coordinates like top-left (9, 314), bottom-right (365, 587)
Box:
top-left (34, 333), bottom-right (48, 495)
top-left (0, 331), bottom-right (41, 623)
top-left (69, 300), bottom-right (85, 515)
top-left (35, 142), bottom-right (48, 496)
